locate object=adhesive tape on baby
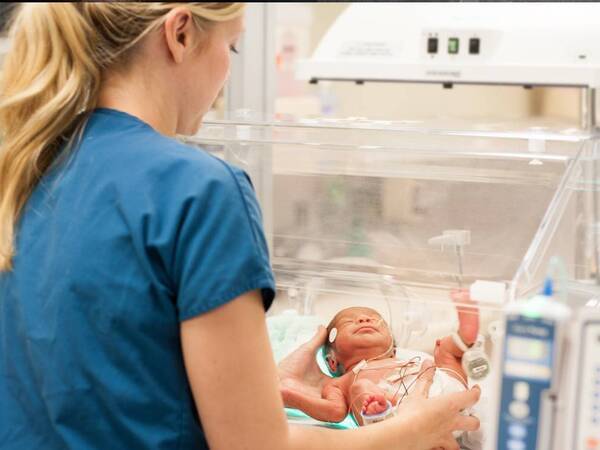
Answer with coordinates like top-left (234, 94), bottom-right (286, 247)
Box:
top-left (463, 336), bottom-right (491, 380)
top-left (329, 327), bottom-right (337, 343)
top-left (462, 346), bottom-right (491, 380)
top-left (452, 332), bottom-right (490, 380)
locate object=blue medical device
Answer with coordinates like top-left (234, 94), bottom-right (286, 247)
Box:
top-left (496, 278), bottom-right (571, 450)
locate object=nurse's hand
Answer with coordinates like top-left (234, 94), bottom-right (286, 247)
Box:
top-left (394, 360), bottom-right (481, 450)
top-left (277, 326), bottom-right (329, 402)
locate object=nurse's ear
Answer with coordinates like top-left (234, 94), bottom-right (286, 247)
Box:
top-left (163, 7), bottom-right (197, 64)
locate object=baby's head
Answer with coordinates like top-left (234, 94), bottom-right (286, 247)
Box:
top-left (324, 307), bottom-right (395, 375)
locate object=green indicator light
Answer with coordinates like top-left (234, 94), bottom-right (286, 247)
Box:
top-left (523, 306), bottom-right (542, 319)
top-left (523, 311), bottom-right (542, 319)
top-left (448, 38), bottom-right (459, 55)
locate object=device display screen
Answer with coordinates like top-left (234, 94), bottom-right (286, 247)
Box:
top-left (504, 335), bottom-right (553, 380)
top-left (507, 336), bottom-right (550, 363)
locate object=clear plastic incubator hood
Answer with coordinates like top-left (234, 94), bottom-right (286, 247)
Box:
top-left (188, 114), bottom-right (597, 302)
top-left (185, 115), bottom-right (599, 448)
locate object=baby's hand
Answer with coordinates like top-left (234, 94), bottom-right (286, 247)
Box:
top-left (362, 394), bottom-right (388, 416)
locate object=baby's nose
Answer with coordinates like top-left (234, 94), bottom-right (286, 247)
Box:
top-left (358, 316), bottom-right (373, 323)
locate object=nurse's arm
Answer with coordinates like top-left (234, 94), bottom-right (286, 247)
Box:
top-left (181, 290), bottom-right (480, 450)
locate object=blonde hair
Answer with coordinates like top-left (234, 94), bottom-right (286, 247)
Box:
top-left (0, 2), bottom-right (244, 271)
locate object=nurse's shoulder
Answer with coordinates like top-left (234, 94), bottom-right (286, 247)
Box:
top-left (84, 108), bottom-right (251, 198)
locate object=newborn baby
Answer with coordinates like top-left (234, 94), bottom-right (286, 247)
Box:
top-left (281, 290), bottom-right (479, 426)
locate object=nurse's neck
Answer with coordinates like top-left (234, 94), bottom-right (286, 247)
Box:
top-left (97, 68), bottom-right (179, 137)
top-left (96, 15), bottom-right (228, 138)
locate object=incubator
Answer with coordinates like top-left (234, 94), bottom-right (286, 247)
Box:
top-left (185, 113), bottom-right (600, 449)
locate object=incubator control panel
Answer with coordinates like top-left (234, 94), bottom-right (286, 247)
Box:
top-left (497, 315), bottom-right (556, 450)
top-left (574, 321), bottom-right (600, 450)
top-left (422, 29), bottom-right (497, 62)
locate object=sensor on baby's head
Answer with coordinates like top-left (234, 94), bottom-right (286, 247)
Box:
top-left (329, 327), bottom-right (338, 343)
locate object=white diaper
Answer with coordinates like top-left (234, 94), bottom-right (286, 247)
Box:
top-left (427, 367), bottom-right (467, 397)
top-left (398, 359), bottom-right (469, 440)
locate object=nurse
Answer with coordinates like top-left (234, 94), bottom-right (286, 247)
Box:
top-left (0, 3), bottom-right (479, 449)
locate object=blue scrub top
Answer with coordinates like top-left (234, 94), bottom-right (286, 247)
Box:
top-left (0, 108), bottom-right (276, 449)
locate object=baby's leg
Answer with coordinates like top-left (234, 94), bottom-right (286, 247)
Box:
top-left (433, 289), bottom-right (479, 385)
top-left (349, 378), bottom-right (389, 425)
top-left (452, 288), bottom-right (479, 346)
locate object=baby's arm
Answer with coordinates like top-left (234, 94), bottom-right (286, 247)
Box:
top-left (281, 379), bottom-right (348, 423)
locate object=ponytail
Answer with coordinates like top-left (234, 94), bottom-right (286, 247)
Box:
top-left (0, 3), bottom-right (99, 270)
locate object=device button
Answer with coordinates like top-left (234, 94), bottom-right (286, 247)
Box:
top-left (469, 38), bottom-right (480, 54)
top-left (507, 439), bottom-right (526, 450)
top-left (508, 424), bottom-right (527, 439)
top-left (509, 401), bottom-right (530, 419)
top-left (448, 37), bottom-right (459, 54)
top-left (427, 37), bottom-right (438, 54)
top-left (513, 382), bottom-right (530, 401)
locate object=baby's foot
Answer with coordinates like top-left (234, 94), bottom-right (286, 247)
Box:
top-left (362, 395), bottom-right (388, 416)
top-left (450, 288), bottom-right (479, 346)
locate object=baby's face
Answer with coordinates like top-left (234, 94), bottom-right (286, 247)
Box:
top-left (329, 307), bottom-right (392, 359)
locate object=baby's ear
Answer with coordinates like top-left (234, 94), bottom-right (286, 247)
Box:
top-left (325, 354), bottom-right (338, 372)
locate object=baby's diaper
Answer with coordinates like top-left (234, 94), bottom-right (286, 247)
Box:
top-left (403, 361), bottom-right (469, 440)
top-left (391, 349), bottom-right (466, 399)
top-left (427, 366), bottom-right (467, 398)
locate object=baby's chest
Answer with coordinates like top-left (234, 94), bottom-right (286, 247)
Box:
top-left (354, 365), bottom-right (421, 396)
top-left (356, 367), bottom-right (393, 384)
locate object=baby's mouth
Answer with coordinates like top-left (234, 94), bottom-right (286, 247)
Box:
top-left (356, 325), bottom-right (379, 334)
